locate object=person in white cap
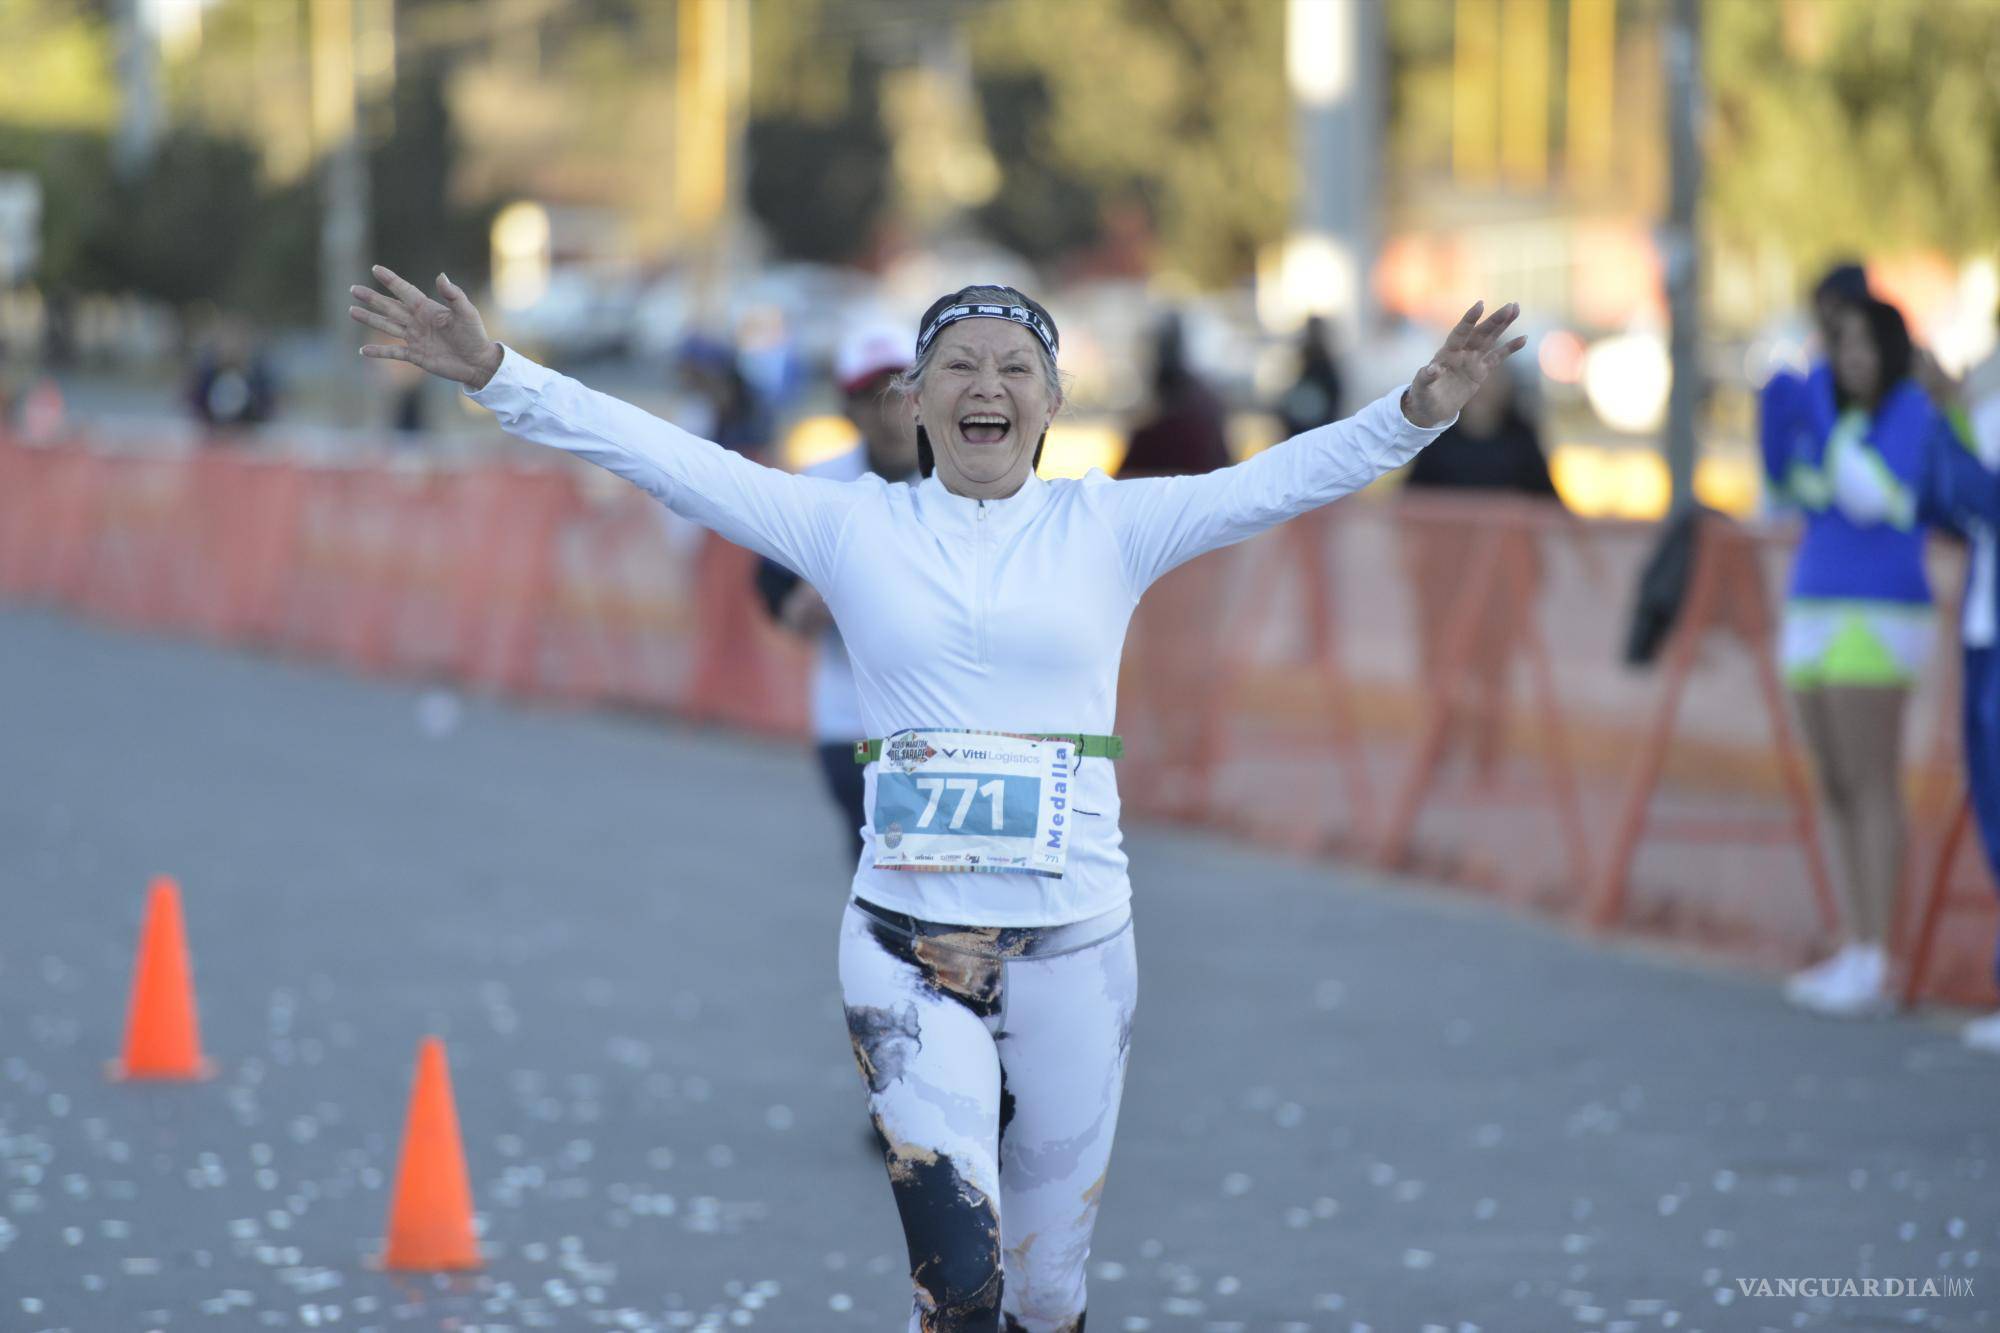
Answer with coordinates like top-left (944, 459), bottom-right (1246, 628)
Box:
top-left (755, 323), bottom-right (922, 864)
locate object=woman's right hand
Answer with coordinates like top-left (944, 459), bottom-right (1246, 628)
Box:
top-left (349, 264), bottom-right (504, 390)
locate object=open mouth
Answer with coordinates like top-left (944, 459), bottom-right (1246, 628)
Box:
top-left (959, 414), bottom-right (1011, 445)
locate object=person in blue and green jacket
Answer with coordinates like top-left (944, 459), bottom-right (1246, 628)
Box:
top-left (1761, 292), bottom-right (1944, 1017)
top-left (1915, 326), bottom-right (2000, 1052)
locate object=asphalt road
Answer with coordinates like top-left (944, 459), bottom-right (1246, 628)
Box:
top-left (1, 607), bottom-right (1996, 1333)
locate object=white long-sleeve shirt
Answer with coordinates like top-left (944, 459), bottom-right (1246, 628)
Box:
top-left (468, 346), bottom-right (1452, 925)
top-left (781, 443), bottom-right (873, 743)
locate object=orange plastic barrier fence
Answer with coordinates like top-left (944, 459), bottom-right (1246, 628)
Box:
top-left (0, 439), bottom-right (104, 601)
top-left (1119, 506), bottom-right (1377, 859)
top-left (0, 436), bottom-right (806, 730)
top-left (3, 432), bottom-right (1990, 1003)
top-left (1110, 490), bottom-right (1991, 998)
top-left (1584, 512), bottom-right (1837, 935)
top-left (1899, 788), bottom-right (2000, 1007)
top-left (1376, 494), bottom-right (1589, 900)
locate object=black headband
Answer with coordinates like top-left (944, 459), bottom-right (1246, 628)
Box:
top-left (914, 297), bottom-right (1059, 364)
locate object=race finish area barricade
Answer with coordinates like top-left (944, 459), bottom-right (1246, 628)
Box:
top-left (1374, 491), bottom-right (1589, 904)
top-left (1118, 508), bottom-right (1374, 852)
top-left (1900, 788), bottom-right (2000, 1008)
top-left (533, 484), bottom-right (808, 734)
top-left (537, 479), bottom-right (701, 711)
top-left (1585, 511), bottom-right (1838, 937)
top-left (1, 427), bottom-right (1990, 1004)
top-left (0, 437), bottom-right (104, 604)
top-left (1893, 590), bottom-right (2000, 1010)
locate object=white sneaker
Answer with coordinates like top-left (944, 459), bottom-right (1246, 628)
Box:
top-left (1963, 1011), bottom-right (2000, 1053)
top-left (1790, 944), bottom-right (1891, 1018)
top-left (1784, 945), bottom-right (1864, 1008)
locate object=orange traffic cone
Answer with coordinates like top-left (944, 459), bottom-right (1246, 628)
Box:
top-left (381, 1037), bottom-right (481, 1270)
top-left (110, 876), bottom-right (212, 1080)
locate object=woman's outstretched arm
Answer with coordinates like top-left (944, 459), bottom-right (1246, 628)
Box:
top-left (350, 265), bottom-right (866, 585)
top-left (1086, 301), bottom-right (1527, 595)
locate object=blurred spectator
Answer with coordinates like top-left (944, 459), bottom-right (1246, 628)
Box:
top-left (754, 322), bottom-right (919, 865)
top-left (1399, 364), bottom-right (1563, 783)
top-left (1760, 261), bottom-right (1872, 478)
top-left (678, 333), bottom-right (772, 460)
top-left (187, 316), bottom-right (278, 440)
top-left (389, 359), bottom-right (430, 439)
top-left (1813, 262), bottom-right (1873, 354)
top-left (0, 352), bottom-right (52, 440)
top-left (1276, 314), bottom-right (1345, 439)
top-left (1763, 290), bottom-right (1943, 1017)
top-left (736, 305), bottom-right (808, 410)
top-left (3, 342), bottom-right (67, 441)
top-left (1914, 312), bottom-right (2000, 1052)
top-left (1117, 313), bottom-right (1231, 478)
top-left (1403, 364), bottom-right (1561, 499)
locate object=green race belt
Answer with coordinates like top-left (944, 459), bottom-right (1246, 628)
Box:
top-left (853, 732), bottom-right (1124, 764)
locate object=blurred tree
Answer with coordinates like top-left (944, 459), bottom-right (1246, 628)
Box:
top-left (0, 0), bottom-right (505, 325)
top-left (0, 0), bottom-right (118, 131)
top-left (0, 0), bottom-right (118, 290)
top-left (0, 119), bottom-right (319, 324)
top-left (1383, 0), bottom-right (1457, 187)
top-left (0, 126), bottom-right (111, 286)
top-left (367, 55), bottom-right (499, 298)
top-left (968, 0), bottom-right (1289, 285)
top-left (1705, 0), bottom-right (2000, 272)
top-left (738, 0), bottom-right (1286, 281)
top-left (744, 0), bottom-right (892, 264)
top-left (420, 0), bottom-right (681, 256)
top-left (77, 130), bottom-right (320, 322)
top-left (1387, 0), bottom-right (2000, 273)
top-left (87, 132), bottom-right (267, 303)
top-left (745, 71), bottom-right (892, 265)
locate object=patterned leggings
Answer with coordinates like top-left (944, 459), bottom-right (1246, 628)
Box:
top-left (838, 895), bottom-right (1138, 1333)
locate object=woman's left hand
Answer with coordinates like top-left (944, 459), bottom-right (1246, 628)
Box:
top-left (1402, 301), bottom-right (1527, 428)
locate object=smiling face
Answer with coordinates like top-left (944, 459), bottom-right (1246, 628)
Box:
top-left (912, 319), bottom-right (1061, 499)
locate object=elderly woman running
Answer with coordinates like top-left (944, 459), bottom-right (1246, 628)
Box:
top-left (351, 267), bottom-right (1523, 1332)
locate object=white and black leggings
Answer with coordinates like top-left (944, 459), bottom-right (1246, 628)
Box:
top-left (838, 895), bottom-right (1139, 1333)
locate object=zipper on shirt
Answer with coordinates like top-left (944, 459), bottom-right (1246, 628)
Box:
top-left (975, 498), bottom-right (990, 665)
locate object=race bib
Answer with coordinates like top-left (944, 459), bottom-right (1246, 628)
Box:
top-left (869, 729), bottom-right (1075, 877)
